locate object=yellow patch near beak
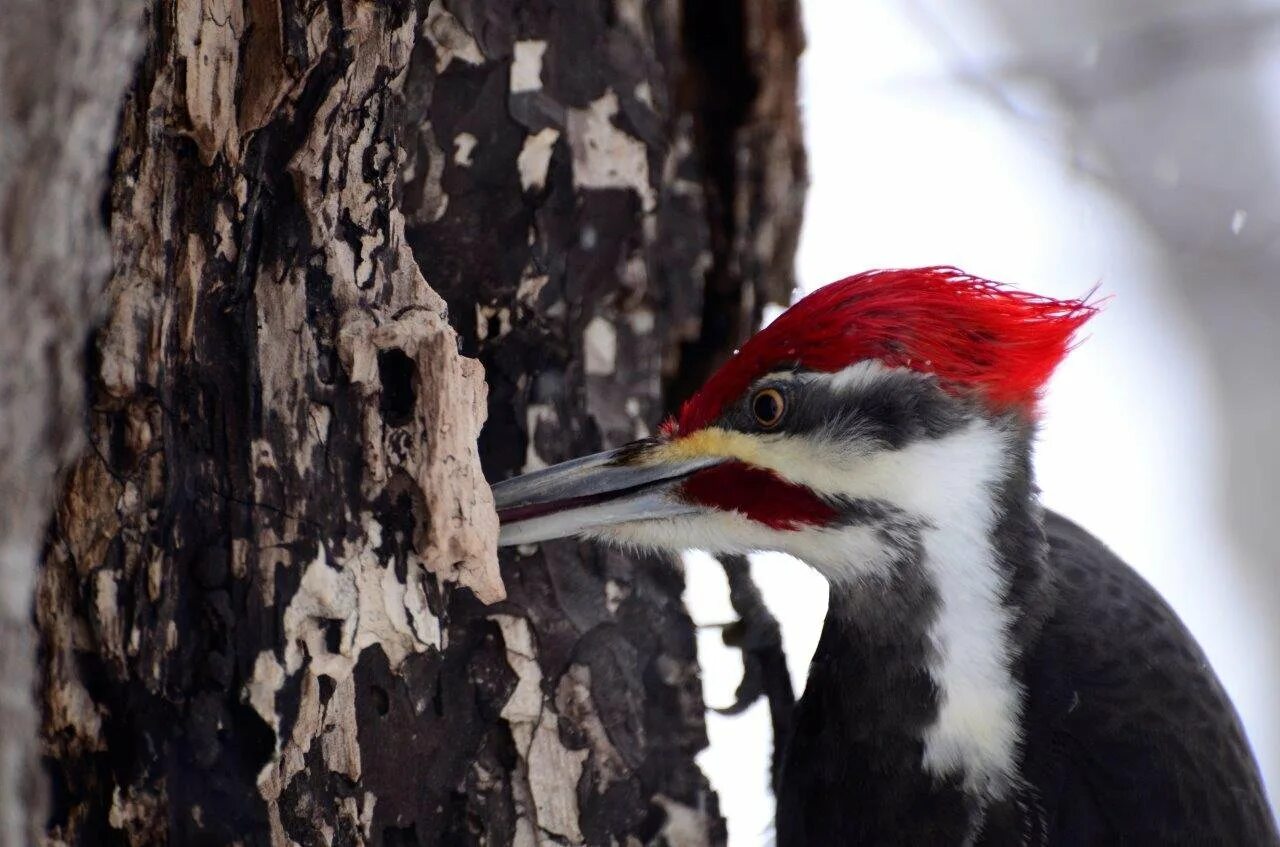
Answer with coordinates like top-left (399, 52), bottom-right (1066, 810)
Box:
top-left (643, 428), bottom-right (767, 468)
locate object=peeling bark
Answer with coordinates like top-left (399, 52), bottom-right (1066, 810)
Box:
top-left (32, 0), bottom-right (805, 844)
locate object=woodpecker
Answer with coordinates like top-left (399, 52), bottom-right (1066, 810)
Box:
top-left (492, 268), bottom-right (1278, 845)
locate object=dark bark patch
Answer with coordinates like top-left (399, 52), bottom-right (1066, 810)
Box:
top-left (354, 607), bottom-right (517, 841)
top-left (383, 823), bottom-right (420, 847)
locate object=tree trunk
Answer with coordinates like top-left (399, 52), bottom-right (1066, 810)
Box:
top-left (33, 1), bottom-right (805, 845)
top-left (0, 0), bottom-right (144, 844)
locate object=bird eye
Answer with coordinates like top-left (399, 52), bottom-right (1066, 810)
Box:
top-left (751, 388), bottom-right (786, 428)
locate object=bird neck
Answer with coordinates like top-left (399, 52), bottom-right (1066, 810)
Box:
top-left (782, 428), bottom-right (1053, 839)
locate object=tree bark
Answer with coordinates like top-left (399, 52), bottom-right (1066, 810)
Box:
top-left (0, 1), bottom-right (144, 844)
top-left (33, 1), bottom-right (805, 845)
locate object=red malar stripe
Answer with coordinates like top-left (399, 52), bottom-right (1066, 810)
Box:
top-left (680, 463), bottom-right (837, 530)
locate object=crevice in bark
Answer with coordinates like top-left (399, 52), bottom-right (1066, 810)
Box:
top-left (665, 0), bottom-right (807, 418)
top-left (377, 349), bottom-right (418, 428)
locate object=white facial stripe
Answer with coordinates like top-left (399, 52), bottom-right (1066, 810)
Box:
top-left (755, 416), bottom-right (1024, 795)
top-left (867, 420), bottom-right (1021, 798)
top-left (608, 361), bottom-right (1024, 796)
top-left (917, 510), bottom-right (1022, 796)
top-left (615, 410), bottom-right (1026, 798)
top-left (823, 358), bottom-right (899, 392)
top-left (753, 359), bottom-right (897, 393)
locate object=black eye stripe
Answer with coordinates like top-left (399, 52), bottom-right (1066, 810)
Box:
top-left (719, 370), bottom-right (968, 444)
top-left (755, 371), bottom-right (969, 446)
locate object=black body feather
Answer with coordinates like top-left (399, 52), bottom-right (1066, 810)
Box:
top-left (775, 511), bottom-right (1278, 846)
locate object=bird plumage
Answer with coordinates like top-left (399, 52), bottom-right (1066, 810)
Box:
top-left (491, 268), bottom-right (1279, 845)
top-left (775, 489), bottom-right (1278, 845)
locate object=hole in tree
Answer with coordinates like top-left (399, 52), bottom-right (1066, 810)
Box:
top-left (378, 348), bottom-right (416, 427)
top-left (323, 619), bottom-right (343, 654)
top-left (318, 674), bottom-right (336, 705)
top-left (371, 684), bottom-right (390, 716)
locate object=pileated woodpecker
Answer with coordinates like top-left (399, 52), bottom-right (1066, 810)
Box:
top-left (492, 268), bottom-right (1278, 845)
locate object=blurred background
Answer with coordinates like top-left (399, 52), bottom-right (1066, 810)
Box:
top-left (685, 1), bottom-right (1280, 842)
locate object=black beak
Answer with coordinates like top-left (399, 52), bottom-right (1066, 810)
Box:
top-left (491, 439), bottom-right (724, 546)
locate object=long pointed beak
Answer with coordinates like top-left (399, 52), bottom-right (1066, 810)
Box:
top-left (491, 439), bottom-right (723, 546)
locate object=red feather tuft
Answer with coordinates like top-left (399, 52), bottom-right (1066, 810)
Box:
top-left (669, 267), bottom-right (1098, 434)
top-left (680, 463), bottom-right (838, 529)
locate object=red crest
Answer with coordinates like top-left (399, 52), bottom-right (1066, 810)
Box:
top-left (667, 267), bottom-right (1098, 435)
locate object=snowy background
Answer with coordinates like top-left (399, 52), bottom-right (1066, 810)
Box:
top-left (685, 1), bottom-right (1280, 842)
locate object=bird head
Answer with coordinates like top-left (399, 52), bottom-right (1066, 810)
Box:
top-left (493, 267), bottom-right (1096, 580)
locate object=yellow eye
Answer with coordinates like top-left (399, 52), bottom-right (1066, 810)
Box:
top-left (752, 388), bottom-right (786, 428)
